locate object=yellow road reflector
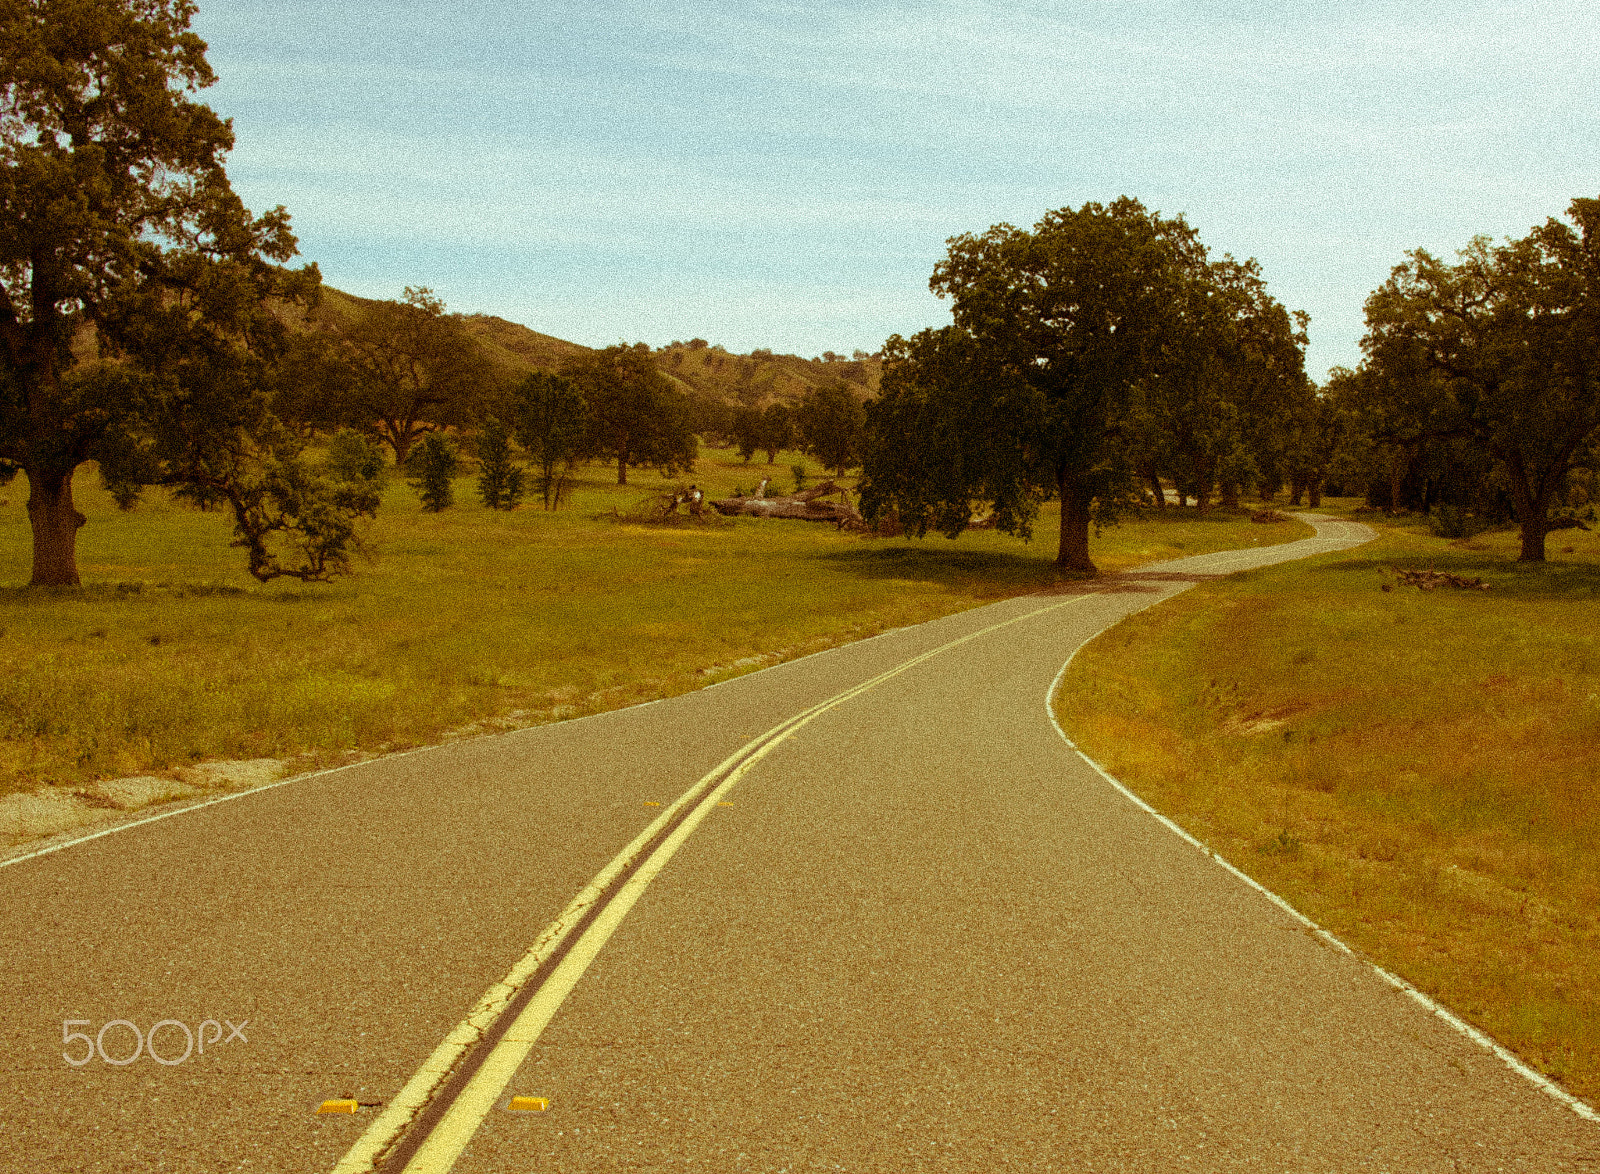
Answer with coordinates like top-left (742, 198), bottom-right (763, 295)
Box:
top-left (643, 801), bottom-right (660, 806)
top-left (717, 802), bottom-right (733, 806)
top-left (318, 1099), bottom-right (359, 1114)
top-left (507, 1096), bottom-right (549, 1112)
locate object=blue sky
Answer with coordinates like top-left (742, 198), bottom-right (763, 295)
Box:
top-left (192, 0), bottom-right (1599, 380)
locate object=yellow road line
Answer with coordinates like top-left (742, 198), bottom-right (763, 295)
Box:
top-left (334, 591), bottom-right (1093, 1174)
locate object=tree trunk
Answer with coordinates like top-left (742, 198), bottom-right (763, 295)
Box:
top-left (26, 464), bottom-right (86, 587)
top-left (1144, 468), bottom-right (1165, 509)
top-left (1387, 449), bottom-right (1406, 514)
top-left (383, 419), bottom-right (421, 467)
top-left (616, 443), bottom-right (629, 485)
top-left (1502, 450), bottom-right (1556, 562)
top-left (1055, 468), bottom-right (1096, 574)
top-left (1308, 479), bottom-right (1323, 508)
top-left (1220, 481), bottom-right (1241, 510)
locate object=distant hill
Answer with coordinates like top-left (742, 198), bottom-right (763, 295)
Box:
top-left (653, 341), bottom-right (879, 409)
top-left (459, 313), bottom-right (594, 374)
top-left (316, 286), bottom-right (879, 410)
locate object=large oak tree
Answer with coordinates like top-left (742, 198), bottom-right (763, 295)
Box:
top-left (930, 199), bottom-right (1205, 571)
top-left (0, 0), bottom-right (371, 585)
top-left (1363, 198), bottom-right (1600, 560)
top-left (864, 199), bottom-right (1202, 572)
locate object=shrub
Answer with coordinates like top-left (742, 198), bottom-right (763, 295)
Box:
top-left (409, 433), bottom-right (458, 512)
top-left (1428, 503), bottom-right (1487, 539)
top-left (325, 429), bottom-right (387, 488)
top-left (475, 417), bottom-right (524, 510)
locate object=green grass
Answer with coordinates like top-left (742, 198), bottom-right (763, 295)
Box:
top-left (1055, 502), bottom-right (1600, 1104)
top-left (0, 452), bottom-right (1309, 797)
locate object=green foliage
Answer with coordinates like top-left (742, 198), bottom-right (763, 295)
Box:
top-left (1427, 503), bottom-right (1489, 539)
top-left (796, 380), bottom-right (863, 475)
top-left (310, 287), bottom-right (492, 466)
top-left (512, 371), bottom-right (586, 509)
top-left (868, 199), bottom-right (1278, 571)
top-left (1134, 255), bottom-right (1310, 510)
top-left (0, 0), bottom-right (370, 587)
top-left (566, 344), bottom-right (696, 485)
top-left (475, 417), bottom-right (524, 510)
top-left (410, 433), bottom-right (458, 512)
top-left (759, 402), bottom-right (794, 463)
top-left (791, 463), bottom-right (808, 492)
top-left (1361, 197), bottom-right (1600, 560)
top-left (731, 405), bottom-right (762, 463)
top-left (325, 429), bottom-right (387, 488)
top-left (861, 327), bottom-right (1044, 541)
top-left (927, 199), bottom-right (1211, 570)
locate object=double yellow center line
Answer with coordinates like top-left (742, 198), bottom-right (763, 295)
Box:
top-left (334, 592), bottom-right (1091, 1174)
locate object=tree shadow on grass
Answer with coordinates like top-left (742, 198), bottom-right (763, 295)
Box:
top-left (811, 545), bottom-right (1190, 598)
top-left (0, 581), bottom-right (347, 605)
top-left (1305, 552), bottom-right (1600, 603)
top-left (814, 545), bottom-right (1060, 597)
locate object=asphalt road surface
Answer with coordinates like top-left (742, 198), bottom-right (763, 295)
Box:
top-left (5, 515), bottom-right (1598, 1172)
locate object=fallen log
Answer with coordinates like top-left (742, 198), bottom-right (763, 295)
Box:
top-left (792, 480), bottom-right (844, 501)
top-left (711, 488), bottom-right (867, 528)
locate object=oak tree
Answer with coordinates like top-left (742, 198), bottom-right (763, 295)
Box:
top-left (1363, 198), bottom-right (1600, 560)
top-left (795, 380), bottom-right (862, 476)
top-left (0, 0), bottom-right (373, 585)
top-left (567, 343), bottom-right (695, 485)
top-left (322, 287), bottom-right (489, 466)
top-left (865, 200), bottom-right (1200, 571)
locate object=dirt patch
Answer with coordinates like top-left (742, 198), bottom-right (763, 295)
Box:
top-left (98, 775), bottom-right (201, 809)
top-left (1223, 703), bottom-right (1311, 736)
top-left (1, 758), bottom-right (287, 850)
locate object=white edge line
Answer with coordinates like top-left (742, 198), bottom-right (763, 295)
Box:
top-left (7, 524), bottom-right (1342, 873)
top-left (0, 597), bottom-right (970, 873)
top-left (1041, 572), bottom-right (1600, 1127)
top-left (0, 752), bottom-right (430, 873)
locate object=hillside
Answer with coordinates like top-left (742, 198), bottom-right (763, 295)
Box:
top-left (312, 286), bottom-right (881, 412)
top-left (653, 340), bottom-right (880, 409)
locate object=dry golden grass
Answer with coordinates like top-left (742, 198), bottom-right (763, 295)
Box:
top-left (1055, 505), bottom-right (1600, 1104)
top-left (0, 452), bottom-right (1310, 797)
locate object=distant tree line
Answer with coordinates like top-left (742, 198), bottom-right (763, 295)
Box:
top-left (10, 0), bottom-right (1585, 586)
top-left (854, 194), bottom-right (1600, 569)
top-left (1332, 197), bottom-right (1600, 560)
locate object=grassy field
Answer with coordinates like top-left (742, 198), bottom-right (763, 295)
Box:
top-left (0, 451), bottom-right (1309, 798)
top-left (1055, 503), bottom-right (1600, 1105)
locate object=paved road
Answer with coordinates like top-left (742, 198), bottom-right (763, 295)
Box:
top-left (4, 516), bottom-right (1597, 1172)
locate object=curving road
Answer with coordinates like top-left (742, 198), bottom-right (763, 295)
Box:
top-left (4, 515), bottom-right (1597, 1172)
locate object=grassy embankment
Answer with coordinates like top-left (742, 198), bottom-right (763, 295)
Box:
top-left (0, 453), bottom-right (1308, 798)
top-left (1055, 502), bottom-right (1600, 1104)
